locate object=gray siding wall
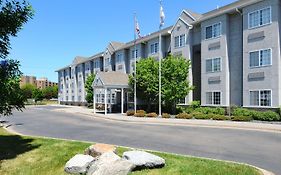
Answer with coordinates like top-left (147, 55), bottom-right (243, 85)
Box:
top-left (201, 14), bottom-right (230, 107)
top-left (242, 0), bottom-right (281, 108)
top-left (228, 14), bottom-right (243, 106)
top-left (171, 19), bottom-right (193, 103)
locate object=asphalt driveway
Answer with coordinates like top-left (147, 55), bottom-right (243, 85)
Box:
top-left (3, 106), bottom-right (281, 174)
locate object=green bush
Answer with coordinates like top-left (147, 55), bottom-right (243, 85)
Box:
top-left (192, 112), bottom-right (210, 120)
top-left (231, 116), bottom-right (253, 122)
top-left (162, 113), bottom-right (171, 118)
top-left (194, 107), bottom-right (225, 115)
top-left (253, 111), bottom-right (280, 121)
top-left (134, 113), bottom-right (145, 117)
top-left (232, 108), bottom-right (253, 117)
top-left (190, 101), bottom-right (201, 109)
top-left (209, 114), bottom-right (230, 121)
top-left (175, 113), bottom-right (192, 119)
top-left (146, 112), bottom-right (158, 118)
top-left (126, 110), bottom-right (135, 116)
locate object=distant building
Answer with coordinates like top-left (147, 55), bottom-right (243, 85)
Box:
top-left (20, 76), bottom-right (58, 89)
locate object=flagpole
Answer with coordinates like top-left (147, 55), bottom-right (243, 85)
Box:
top-left (134, 13), bottom-right (137, 113)
top-left (159, 0), bottom-right (164, 117)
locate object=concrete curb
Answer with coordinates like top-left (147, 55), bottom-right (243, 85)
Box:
top-left (2, 127), bottom-right (275, 175)
top-left (51, 106), bottom-right (281, 133)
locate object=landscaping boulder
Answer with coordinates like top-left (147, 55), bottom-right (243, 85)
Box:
top-left (122, 151), bottom-right (165, 170)
top-left (84, 143), bottom-right (117, 157)
top-left (87, 151), bottom-right (135, 175)
top-left (64, 154), bottom-right (95, 174)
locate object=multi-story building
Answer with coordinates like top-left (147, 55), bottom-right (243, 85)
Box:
top-left (56, 0), bottom-right (281, 109)
top-left (20, 75), bottom-right (58, 89)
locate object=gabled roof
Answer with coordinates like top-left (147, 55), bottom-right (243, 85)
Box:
top-left (183, 9), bottom-right (202, 21)
top-left (92, 71), bottom-right (129, 88)
top-left (72, 56), bottom-right (87, 65)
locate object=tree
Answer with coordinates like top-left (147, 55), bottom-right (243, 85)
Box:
top-left (32, 88), bottom-right (43, 103)
top-left (129, 58), bottom-right (159, 111)
top-left (0, 0), bottom-right (33, 116)
top-left (162, 55), bottom-right (193, 114)
top-left (42, 86), bottom-right (58, 99)
top-left (21, 83), bottom-right (36, 99)
top-left (85, 74), bottom-right (95, 103)
top-left (0, 59), bottom-right (26, 116)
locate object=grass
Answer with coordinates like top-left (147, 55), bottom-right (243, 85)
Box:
top-left (0, 128), bottom-right (261, 175)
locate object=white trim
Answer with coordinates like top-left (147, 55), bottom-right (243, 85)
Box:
top-left (249, 89), bottom-right (272, 107)
top-left (171, 17), bottom-right (193, 32)
top-left (174, 34), bottom-right (186, 48)
top-left (249, 48), bottom-right (272, 68)
top-left (150, 42), bottom-right (159, 55)
top-left (248, 6), bottom-right (272, 30)
top-left (205, 22), bottom-right (222, 40)
top-left (182, 10), bottom-right (196, 21)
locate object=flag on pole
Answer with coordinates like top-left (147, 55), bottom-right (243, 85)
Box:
top-left (160, 1), bottom-right (165, 28)
top-left (135, 17), bottom-right (142, 39)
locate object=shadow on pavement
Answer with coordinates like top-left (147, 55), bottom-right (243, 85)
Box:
top-left (0, 133), bottom-right (40, 161)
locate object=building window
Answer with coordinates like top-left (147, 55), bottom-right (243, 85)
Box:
top-left (131, 49), bottom-right (138, 59)
top-left (205, 22), bottom-right (221, 39)
top-left (150, 43), bottom-right (159, 54)
top-left (206, 91), bottom-right (221, 105)
top-left (94, 60), bottom-right (99, 68)
top-left (249, 7), bottom-right (271, 29)
top-left (249, 49), bottom-right (271, 68)
top-left (206, 58), bottom-right (221, 73)
top-left (174, 34), bottom-right (185, 48)
top-left (105, 58), bottom-right (110, 67)
top-left (250, 90), bottom-right (271, 107)
top-left (116, 53), bottom-right (124, 63)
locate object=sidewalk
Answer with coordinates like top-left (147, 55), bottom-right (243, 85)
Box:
top-left (51, 105), bottom-right (281, 133)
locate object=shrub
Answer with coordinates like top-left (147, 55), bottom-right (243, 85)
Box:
top-left (194, 107), bottom-right (225, 115)
top-left (162, 113), bottom-right (171, 118)
top-left (231, 116), bottom-right (253, 122)
top-left (253, 111), bottom-right (280, 121)
top-left (192, 112), bottom-right (210, 120)
top-left (136, 110), bottom-right (146, 114)
top-left (175, 113), bottom-right (192, 119)
top-left (134, 113), bottom-right (145, 117)
top-left (146, 112), bottom-right (158, 118)
top-left (190, 101), bottom-right (200, 109)
top-left (232, 108), bottom-right (253, 117)
top-left (126, 110), bottom-right (135, 116)
top-left (209, 114), bottom-right (229, 121)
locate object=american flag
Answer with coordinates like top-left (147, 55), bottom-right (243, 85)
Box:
top-left (135, 17), bottom-right (142, 39)
top-left (160, 1), bottom-right (165, 28)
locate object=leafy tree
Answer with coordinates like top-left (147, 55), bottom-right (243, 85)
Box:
top-left (0, 0), bottom-right (33, 116)
top-left (85, 74), bottom-right (95, 103)
top-left (129, 57), bottom-right (159, 111)
top-left (162, 55), bottom-right (193, 114)
top-left (42, 86), bottom-right (58, 99)
top-left (32, 88), bottom-right (43, 103)
top-left (21, 83), bottom-right (36, 99)
top-left (0, 59), bottom-right (26, 116)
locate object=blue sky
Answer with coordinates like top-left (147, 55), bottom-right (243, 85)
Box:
top-left (9, 0), bottom-right (235, 82)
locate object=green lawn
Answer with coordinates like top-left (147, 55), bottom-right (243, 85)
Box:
top-left (0, 128), bottom-right (261, 175)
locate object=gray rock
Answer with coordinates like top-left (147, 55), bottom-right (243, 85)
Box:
top-left (122, 151), bottom-right (165, 170)
top-left (87, 151), bottom-right (135, 175)
top-left (64, 154), bottom-right (95, 174)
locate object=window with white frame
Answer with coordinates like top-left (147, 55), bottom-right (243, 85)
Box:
top-left (116, 53), bottom-right (124, 63)
top-left (150, 43), bottom-right (159, 54)
top-left (250, 90), bottom-right (271, 107)
top-left (206, 91), bottom-right (221, 105)
top-left (206, 58), bottom-right (221, 73)
top-left (205, 22), bottom-right (221, 39)
top-left (174, 34), bottom-right (186, 48)
top-left (249, 7), bottom-right (271, 29)
top-left (105, 58), bottom-right (110, 67)
top-left (249, 49), bottom-right (271, 68)
top-left (94, 60), bottom-right (99, 68)
top-left (131, 49), bottom-right (138, 59)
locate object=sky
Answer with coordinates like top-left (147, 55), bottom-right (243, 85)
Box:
top-left (9, 0), bottom-right (236, 82)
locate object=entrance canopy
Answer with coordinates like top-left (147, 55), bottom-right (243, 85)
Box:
top-left (92, 71), bottom-right (130, 115)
